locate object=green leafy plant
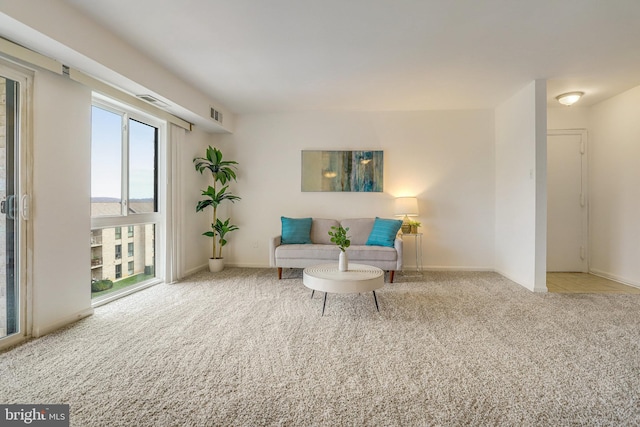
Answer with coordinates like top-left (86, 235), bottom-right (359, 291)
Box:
top-left (408, 220), bottom-right (421, 234)
top-left (91, 279), bottom-right (113, 293)
top-left (204, 218), bottom-right (240, 259)
top-left (328, 225), bottom-right (351, 252)
top-left (194, 146), bottom-right (241, 259)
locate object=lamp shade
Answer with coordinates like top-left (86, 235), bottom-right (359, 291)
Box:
top-left (394, 197), bottom-right (418, 216)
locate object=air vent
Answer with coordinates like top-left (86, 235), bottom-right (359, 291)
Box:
top-left (136, 94), bottom-right (169, 108)
top-left (210, 107), bottom-right (223, 124)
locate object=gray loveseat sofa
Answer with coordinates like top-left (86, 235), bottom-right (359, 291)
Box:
top-left (269, 218), bottom-right (403, 283)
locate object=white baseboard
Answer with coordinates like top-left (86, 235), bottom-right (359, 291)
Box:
top-left (33, 307), bottom-right (94, 338)
top-left (589, 269), bottom-right (640, 289)
top-left (182, 263), bottom-right (266, 278)
top-left (420, 265), bottom-right (494, 272)
top-left (183, 264), bottom-right (208, 277)
top-left (493, 269), bottom-right (546, 292)
top-left (225, 263), bottom-right (497, 271)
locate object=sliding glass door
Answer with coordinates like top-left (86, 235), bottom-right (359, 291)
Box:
top-left (0, 69), bottom-right (26, 345)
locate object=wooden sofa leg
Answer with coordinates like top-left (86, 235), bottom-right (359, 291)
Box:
top-left (278, 267), bottom-right (282, 280)
top-left (389, 270), bottom-right (395, 283)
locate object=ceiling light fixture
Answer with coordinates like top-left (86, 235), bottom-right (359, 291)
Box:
top-left (555, 91), bottom-right (584, 106)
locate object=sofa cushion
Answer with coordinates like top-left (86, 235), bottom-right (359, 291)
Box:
top-left (281, 217), bottom-right (312, 244)
top-left (348, 245), bottom-right (398, 262)
top-left (340, 218), bottom-right (374, 245)
top-left (310, 218), bottom-right (340, 244)
top-left (275, 243), bottom-right (340, 260)
top-left (366, 217), bottom-right (403, 247)
top-left (275, 243), bottom-right (396, 262)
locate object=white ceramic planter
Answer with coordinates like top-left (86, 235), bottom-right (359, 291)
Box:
top-left (338, 251), bottom-right (348, 272)
top-left (208, 258), bottom-right (225, 272)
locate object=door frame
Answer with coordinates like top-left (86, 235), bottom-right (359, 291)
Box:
top-left (0, 59), bottom-right (33, 350)
top-left (547, 129), bottom-right (589, 273)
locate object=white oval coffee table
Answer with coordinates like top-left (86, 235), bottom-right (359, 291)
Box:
top-left (303, 263), bottom-right (384, 316)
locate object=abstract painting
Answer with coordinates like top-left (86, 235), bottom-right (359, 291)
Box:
top-left (301, 150), bottom-right (383, 192)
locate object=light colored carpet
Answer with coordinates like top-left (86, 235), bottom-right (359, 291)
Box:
top-left (1, 268), bottom-right (640, 426)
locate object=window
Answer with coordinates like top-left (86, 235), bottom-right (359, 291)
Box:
top-left (91, 106), bottom-right (158, 217)
top-left (91, 106), bottom-right (122, 217)
top-left (90, 96), bottom-right (165, 302)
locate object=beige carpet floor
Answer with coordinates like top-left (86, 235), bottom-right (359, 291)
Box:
top-left (1, 268), bottom-right (640, 426)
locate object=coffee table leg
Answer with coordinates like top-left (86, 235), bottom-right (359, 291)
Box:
top-left (322, 292), bottom-right (328, 316)
top-left (372, 291), bottom-right (379, 312)
top-left (311, 289), bottom-right (315, 299)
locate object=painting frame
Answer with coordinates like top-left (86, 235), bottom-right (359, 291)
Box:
top-left (301, 150), bottom-right (384, 192)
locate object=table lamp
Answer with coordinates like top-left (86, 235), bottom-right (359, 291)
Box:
top-left (394, 197), bottom-right (418, 234)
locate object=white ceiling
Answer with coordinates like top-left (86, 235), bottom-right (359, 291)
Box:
top-left (61, 0), bottom-right (640, 114)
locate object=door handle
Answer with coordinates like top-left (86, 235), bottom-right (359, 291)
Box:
top-left (5, 195), bottom-right (15, 220)
top-left (1, 195), bottom-right (29, 220)
top-left (20, 194), bottom-right (30, 221)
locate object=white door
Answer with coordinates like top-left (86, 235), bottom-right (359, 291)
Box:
top-left (547, 130), bottom-right (588, 272)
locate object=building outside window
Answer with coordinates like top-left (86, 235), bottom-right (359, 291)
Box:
top-left (128, 261), bottom-right (134, 276)
top-left (115, 227), bottom-right (121, 240)
top-left (115, 264), bottom-right (122, 279)
top-left (128, 242), bottom-right (134, 257)
top-left (115, 244), bottom-right (122, 260)
top-left (128, 226), bottom-right (134, 238)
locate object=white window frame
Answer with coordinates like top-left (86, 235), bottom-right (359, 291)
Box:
top-left (91, 94), bottom-right (168, 306)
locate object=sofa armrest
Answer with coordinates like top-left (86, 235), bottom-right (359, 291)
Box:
top-left (394, 237), bottom-right (403, 270)
top-left (269, 235), bottom-right (282, 267)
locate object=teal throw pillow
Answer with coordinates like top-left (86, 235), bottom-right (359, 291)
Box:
top-left (281, 217), bottom-right (312, 244)
top-left (366, 217), bottom-right (402, 247)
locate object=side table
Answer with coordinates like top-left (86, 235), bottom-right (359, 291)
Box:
top-left (401, 233), bottom-right (423, 275)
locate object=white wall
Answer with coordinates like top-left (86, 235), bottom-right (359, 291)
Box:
top-left (32, 70), bottom-right (93, 336)
top-left (219, 110), bottom-right (496, 270)
top-left (588, 86), bottom-right (640, 286)
top-left (495, 80), bottom-right (547, 291)
top-left (547, 106), bottom-right (589, 130)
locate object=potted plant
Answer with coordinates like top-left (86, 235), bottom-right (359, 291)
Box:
top-left (194, 146), bottom-right (241, 272)
top-left (408, 220), bottom-right (421, 234)
top-left (328, 225), bottom-right (351, 271)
